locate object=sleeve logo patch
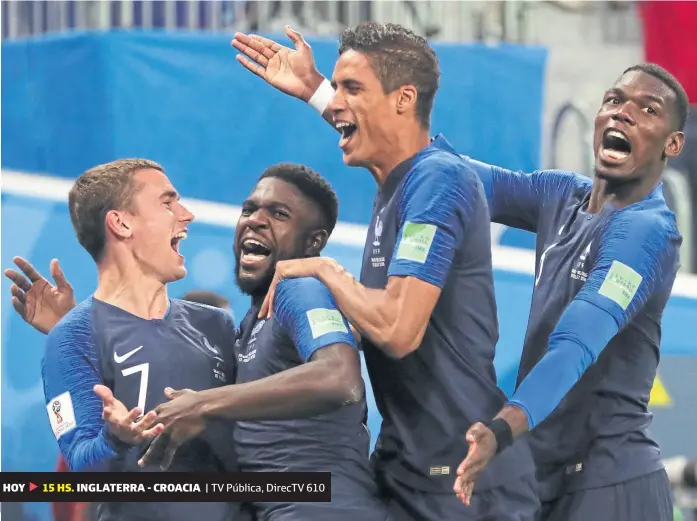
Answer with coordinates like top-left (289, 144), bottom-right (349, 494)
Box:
top-left (598, 260), bottom-right (643, 310)
top-left (306, 308), bottom-right (348, 339)
top-left (396, 222), bottom-right (437, 264)
top-left (47, 391), bottom-right (77, 440)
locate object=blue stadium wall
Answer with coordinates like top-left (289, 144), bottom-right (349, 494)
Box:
top-left (3, 32), bottom-right (696, 521)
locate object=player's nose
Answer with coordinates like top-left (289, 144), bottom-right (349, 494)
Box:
top-left (611, 104), bottom-right (636, 126)
top-left (179, 202), bottom-right (195, 223)
top-left (327, 89), bottom-right (345, 114)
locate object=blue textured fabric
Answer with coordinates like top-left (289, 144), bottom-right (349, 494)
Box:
top-left (42, 298), bottom-right (118, 471)
top-left (508, 299), bottom-right (619, 428)
top-left (575, 205), bottom-right (681, 325)
top-left (508, 199), bottom-right (681, 429)
top-left (273, 277), bottom-right (356, 361)
top-left (388, 152), bottom-right (479, 288)
top-left (466, 158), bottom-right (591, 232)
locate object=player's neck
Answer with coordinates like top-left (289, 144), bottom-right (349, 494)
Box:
top-left (94, 261), bottom-right (169, 320)
top-left (588, 172), bottom-right (661, 213)
top-left (369, 128), bottom-right (431, 185)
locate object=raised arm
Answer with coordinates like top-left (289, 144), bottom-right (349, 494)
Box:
top-left (464, 159), bottom-right (581, 231)
top-left (231, 30), bottom-right (582, 232)
top-left (231, 27), bottom-right (336, 129)
top-left (4, 257), bottom-right (76, 334)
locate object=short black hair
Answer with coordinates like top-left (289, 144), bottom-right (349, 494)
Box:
top-left (622, 63), bottom-right (689, 131)
top-left (182, 290), bottom-right (230, 309)
top-left (338, 22), bottom-right (440, 129)
top-left (258, 163), bottom-right (339, 236)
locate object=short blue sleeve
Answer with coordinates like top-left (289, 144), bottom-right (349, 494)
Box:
top-left (508, 206), bottom-right (680, 429)
top-left (42, 299), bottom-right (124, 471)
top-left (273, 277), bottom-right (357, 362)
top-left (574, 208), bottom-right (680, 328)
top-left (464, 157), bottom-right (581, 232)
top-left (387, 154), bottom-right (479, 288)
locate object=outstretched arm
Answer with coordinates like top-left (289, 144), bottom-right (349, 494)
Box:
top-left (231, 27), bottom-right (337, 130)
top-left (454, 211), bottom-right (681, 504)
top-left (231, 29), bottom-right (580, 232)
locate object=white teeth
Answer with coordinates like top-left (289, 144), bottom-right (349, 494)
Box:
top-left (336, 121), bottom-right (354, 129)
top-left (243, 239), bottom-right (266, 249)
top-left (173, 232), bottom-right (187, 241)
top-left (607, 130), bottom-right (628, 142)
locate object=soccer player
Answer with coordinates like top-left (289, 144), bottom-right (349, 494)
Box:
top-left (8, 163), bottom-right (388, 521)
top-left (139, 163), bottom-right (387, 521)
top-left (6, 159), bottom-right (245, 521)
top-left (234, 23), bottom-right (539, 521)
top-left (453, 64), bottom-right (687, 521)
top-left (232, 27), bottom-right (687, 520)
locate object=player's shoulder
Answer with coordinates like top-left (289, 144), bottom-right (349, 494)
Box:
top-left (603, 189), bottom-right (681, 250)
top-left (537, 168), bottom-right (591, 187)
top-left (48, 297), bottom-right (95, 341)
top-left (275, 277), bottom-right (336, 311)
top-left (277, 276), bottom-right (329, 295)
top-left (171, 298), bottom-right (236, 332)
top-left (416, 147), bottom-right (473, 180)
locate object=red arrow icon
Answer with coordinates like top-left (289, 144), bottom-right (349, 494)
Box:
top-left (29, 482), bottom-right (38, 491)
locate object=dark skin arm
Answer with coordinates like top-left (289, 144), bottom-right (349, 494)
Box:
top-left (454, 407), bottom-right (528, 504)
top-left (139, 343), bottom-right (363, 470)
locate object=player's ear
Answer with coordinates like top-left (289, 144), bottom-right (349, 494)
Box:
top-left (305, 229), bottom-right (328, 256)
top-left (664, 130), bottom-right (684, 159)
top-left (104, 210), bottom-right (133, 239)
top-left (396, 85), bottom-right (418, 116)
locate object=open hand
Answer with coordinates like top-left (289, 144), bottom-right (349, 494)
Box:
top-left (453, 423), bottom-right (498, 505)
top-left (94, 384), bottom-right (163, 446)
top-left (4, 257), bottom-right (76, 334)
top-left (258, 257), bottom-right (345, 319)
top-left (231, 25), bottom-right (325, 102)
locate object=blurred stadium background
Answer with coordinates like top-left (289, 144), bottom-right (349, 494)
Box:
top-left (2, 1), bottom-right (696, 520)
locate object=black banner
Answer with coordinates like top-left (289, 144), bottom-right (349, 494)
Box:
top-left (0, 472), bottom-right (331, 502)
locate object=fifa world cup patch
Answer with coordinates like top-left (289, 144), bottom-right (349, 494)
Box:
top-left (47, 391), bottom-right (77, 440)
top-left (396, 222), bottom-right (437, 264)
top-left (306, 308), bottom-right (348, 339)
top-left (598, 260), bottom-right (642, 310)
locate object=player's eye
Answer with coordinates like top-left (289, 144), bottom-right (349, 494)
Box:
top-left (644, 106), bottom-right (657, 115)
top-left (604, 96), bottom-right (619, 105)
top-left (241, 206), bottom-right (253, 216)
top-left (274, 210), bottom-right (289, 219)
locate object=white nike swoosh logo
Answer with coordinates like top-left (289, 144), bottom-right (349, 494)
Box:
top-left (114, 345), bottom-right (144, 364)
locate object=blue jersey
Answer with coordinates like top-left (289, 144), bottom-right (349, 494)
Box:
top-left (234, 277), bottom-right (385, 520)
top-left (360, 135), bottom-right (535, 494)
top-left (42, 297), bottom-right (242, 521)
top-left (472, 161), bottom-right (681, 500)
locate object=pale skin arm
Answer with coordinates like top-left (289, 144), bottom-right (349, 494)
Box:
top-left (258, 257), bottom-right (441, 359)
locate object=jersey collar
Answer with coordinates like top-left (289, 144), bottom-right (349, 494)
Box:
top-left (380, 134), bottom-right (456, 199)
